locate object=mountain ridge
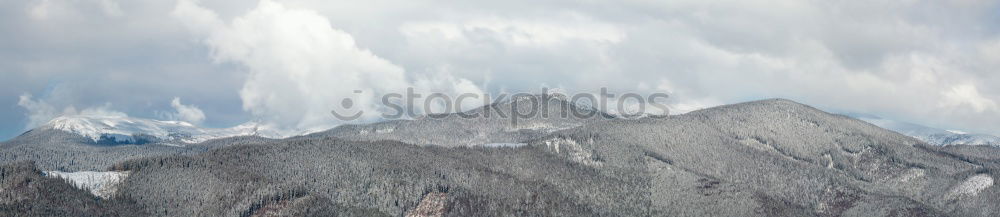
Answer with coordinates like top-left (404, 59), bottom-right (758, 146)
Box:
top-left (33, 115), bottom-right (294, 146)
top-left (851, 114), bottom-right (1000, 147)
top-left (97, 97), bottom-right (999, 216)
top-left (3, 98), bottom-right (998, 216)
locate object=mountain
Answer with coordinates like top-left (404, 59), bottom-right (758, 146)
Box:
top-left (852, 114), bottom-right (1000, 147)
top-left (544, 99), bottom-right (996, 216)
top-left (3, 98), bottom-right (998, 216)
top-left (42, 115), bottom-right (288, 145)
top-left (26, 98), bottom-right (990, 217)
top-left (0, 126), bottom-right (277, 171)
top-left (0, 115), bottom-right (288, 171)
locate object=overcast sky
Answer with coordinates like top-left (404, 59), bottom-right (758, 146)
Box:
top-left (2, 0), bottom-right (999, 140)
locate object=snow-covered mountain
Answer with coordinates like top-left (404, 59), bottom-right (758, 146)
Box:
top-left (852, 114), bottom-right (1000, 147)
top-left (41, 115), bottom-right (299, 145)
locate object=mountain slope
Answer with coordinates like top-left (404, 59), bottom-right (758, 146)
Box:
top-left (112, 138), bottom-right (644, 216)
top-left (537, 99), bottom-right (995, 216)
top-left (0, 161), bottom-right (145, 216)
top-left (85, 98), bottom-right (997, 216)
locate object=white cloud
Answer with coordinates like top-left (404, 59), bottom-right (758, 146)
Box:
top-left (941, 84), bottom-right (998, 113)
top-left (6, 0), bottom-right (1000, 138)
top-left (75, 104), bottom-right (127, 118)
top-left (26, 0), bottom-right (124, 20)
top-left (98, 0), bottom-right (123, 17)
top-left (27, 0), bottom-right (52, 20)
top-left (17, 94), bottom-right (60, 129)
top-left (17, 94), bottom-right (127, 130)
top-left (173, 0), bottom-right (483, 133)
top-left (167, 0), bottom-right (999, 134)
top-left (411, 70), bottom-right (488, 114)
top-left (400, 14), bottom-right (625, 47)
top-left (395, 12), bottom-right (628, 94)
top-left (172, 0), bottom-right (223, 35)
top-left (164, 97), bottom-right (206, 125)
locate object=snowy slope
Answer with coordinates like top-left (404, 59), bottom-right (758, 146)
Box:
top-left (42, 115), bottom-right (300, 145)
top-left (852, 115), bottom-right (1000, 147)
top-left (44, 170), bottom-right (130, 199)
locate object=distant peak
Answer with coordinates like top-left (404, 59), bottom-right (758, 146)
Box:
top-left (751, 98), bottom-right (806, 106)
top-left (47, 115), bottom-right (195, 128)
top-left (750, 98), bottom-right (824, 110)
top-left (34, 115), bottom-right (294, 145)
top-left (505, 93), bottom-right (571, 104)
top-left (946, 130), bottom-right (968, 135)
top-left (689, 98), bottom-right (817, 114)
top-left (840, 112), bottom-right (882, 120)
top-left (851, 113), bottom-right (1000, 147)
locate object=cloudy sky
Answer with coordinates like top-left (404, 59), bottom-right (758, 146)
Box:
top-left (2, 0), bottom-right (999, 140)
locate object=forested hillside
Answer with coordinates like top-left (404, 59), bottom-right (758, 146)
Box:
top-left (535, 99), bottom-right (997, 216)
top-left (0, 129), bottom-right (275, 171)
top-left (0, 161), bottom-right (144, 216)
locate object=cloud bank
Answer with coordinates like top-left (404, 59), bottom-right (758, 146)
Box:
top-left (2, 0), bottom-right (1000, 139)
top-left (173, 0), bottom-right (483, 134)
top-left (17, 94), bottom-right (127, 130)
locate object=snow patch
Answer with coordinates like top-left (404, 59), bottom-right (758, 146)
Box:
top-left (739, 137), bottom-right (779, 153)
top-left (897, 168), bottom-right (926, 183)
top-left (947, 174), bottom-right (994, 199)
top-left (44, 171), bottom-right (130, 199)
top-left (542, 137), bottom-right (600, 166)
top-left (478, 143), bottom-right (527, 148)
top-left (823, 154), bottom-right (834, 169)
top-left (504, 122), bottom-right (577, 133)
top-left (406, 192), bottom-right (448, 217)
top-left (946, 130), bottom-right (968, 135)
